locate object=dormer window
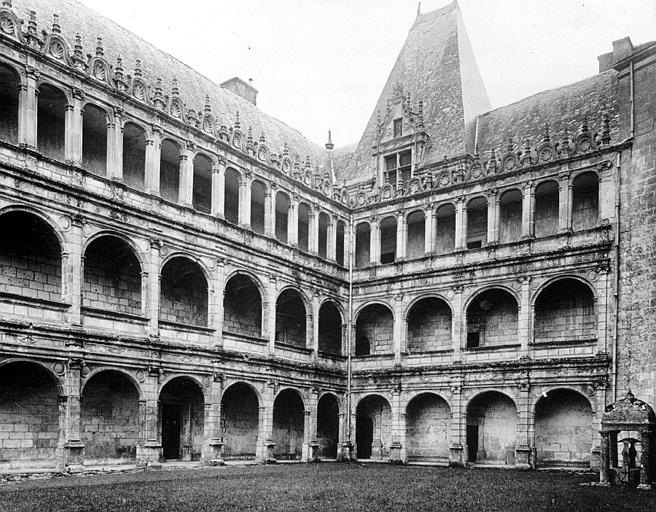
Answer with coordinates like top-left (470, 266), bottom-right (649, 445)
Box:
top-left (384, 150), bottom-right (412, 187)
top-left (393, 118), bottom-right (403, 138)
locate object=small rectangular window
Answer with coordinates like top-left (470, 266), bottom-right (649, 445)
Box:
top-left (467, 331), bottom-right (480, 348)
top-left (393, 118), bottom-right (403, 138)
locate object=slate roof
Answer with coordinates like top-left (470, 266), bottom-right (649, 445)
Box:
top-left (10, 0), bottom-right (326, 165)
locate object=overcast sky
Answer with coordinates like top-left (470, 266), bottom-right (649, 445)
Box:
top-left (78, 0), bottom-right (655, 148)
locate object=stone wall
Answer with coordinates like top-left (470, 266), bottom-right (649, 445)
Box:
top-left (273, 391), bottom-right (304, 459)
top-left (221, 384), bottom-right (259, 459)
top-left (467, 290), bottom-right (518, 347)
top-left (534, 181), bottom-right (559, 237)
top-left (467, 392), bottom-right (517, 464)
top-left (356, 396), bottom-right (391, 460)
top-left (534, 280), bottom-right (596, 343)
top-left (160, 258), bottom-right (208, 326)
top-left (356, 305), bottom-right (394, 355)
top-left (224, 276), bottom-right (262, 337)
top-left (435, 205), bottom-right (456, 254)
top-left (406, 394), bottom-right (450, 460)
top-left (407, 298), bottom-right (451, 352)
top-left (316, 395), bottom-right (339, 458)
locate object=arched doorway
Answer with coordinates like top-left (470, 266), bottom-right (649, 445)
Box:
top-left (466, 391), bottom-right (517, 465)
top-left (220, 383), bottom-right (260, 460)
top-left (273, 389), bottom-right (305, 460)
top-left (406, 393), bottom-right (451, 462)
top-left (159, 377), bottom-right (204, 461)
top-left (356, 395), bottom-right (391, 460)
top-left (317, 394), bottom-right (340, 459)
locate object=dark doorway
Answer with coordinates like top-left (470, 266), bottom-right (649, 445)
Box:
top-left (467, 424), bottom-right (479, 463)
top-left (356, 416), bottom-right (373, 459)
top-left (162, 404), bottom-right (182, 460)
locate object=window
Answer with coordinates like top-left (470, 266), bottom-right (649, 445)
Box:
top-left (384, 150), bottom-right (412, 187)
top-left (393, 118), bottom-right (403, 138)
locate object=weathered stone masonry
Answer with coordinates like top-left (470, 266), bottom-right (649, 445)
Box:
top-left (0, 0), bottom-right (654, 479)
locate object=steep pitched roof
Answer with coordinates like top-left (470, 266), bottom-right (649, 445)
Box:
top-left (338, 1), bottom-right (490, 183)
top-left (10, 0), bottom-right (326, 165)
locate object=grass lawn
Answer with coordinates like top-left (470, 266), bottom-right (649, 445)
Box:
top-left (0, 463), bottom-right (654, 512)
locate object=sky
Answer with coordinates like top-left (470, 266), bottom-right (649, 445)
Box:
top-left (77, 0), bottom-right (655, 148)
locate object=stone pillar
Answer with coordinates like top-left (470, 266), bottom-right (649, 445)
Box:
top-left (267, 275), bottom-right (277, 353)
top-left (106, 107), bottom-right (124, 180)
top-left (212, 157), bottom-right (226, 218)
top-left (390, 389), bottom-right (406, 464)
top-left (487, 189), bottom-right (497, 244)
top-left (269, 186), bottom-right (278, 238)
top-left (289, 195), bottom-right (298, 246)
top-left (258, 382), bottom-right (276, 463)
top-left (204, 375), bottom-right (225, 465)
top-left (328, 215), bottom-right (337, 261)
top-left (638, 430), bottom-right (652, 490)
top-left (208, 259), bottom-right (225, 339)
top-left (303, 389), bottom-right (319, 462)
top-left (18, 67), bottom-right (38, 147)
top-left (522, 182), bottom-right (535, 238)
top-left (239, 171), bottom-right (252, 229)
top-left (599, 431), bottom-right (611, 485)
top-left (137, 370), bottom-right (162, 467)
top-left (515, 383), bottom-right (532, 469)
top-left (518, 277), bottom-right (531, 355)
top-left (65, 89), bottom-right (83, 165)
top-left (396, 212), bottom-right (406, 261)
top-left (263, 188), bottom-right (273, 236)
top-left (455, 199), bottom-right (466, 250)
top-left (424, 207), bottom-right (434, 255)
top-left (559, 174), bottom-right (571, 232)
top-left (311, 292), bottom-right (320, 359)
top-left (449, 383), bottom-right (466, 466)
top-left (451, 285), bottom-right (463, 361)
top-left (146, 239), bottom-right (162, 336)
top-left (599, 169), bottom-right (614, 223)
top-left (308, 207), bottom-right (318, 253)
top-left (64, 217), bottom-right (83, 325)
top-left (62, 359), bottom-right (84, 470)
top-left (393, 294), bottom-right (404, 363)
top-left (370, 217), bottom-right (380, 264)
top-left (144, 126), bottom-right (162, 196)
top-left (179, 142), bottom-right (194, 208)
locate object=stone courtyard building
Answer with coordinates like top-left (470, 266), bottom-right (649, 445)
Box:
top-left (0, 0), bottom-right (654, 479)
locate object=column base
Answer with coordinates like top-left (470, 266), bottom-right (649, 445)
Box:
top-left (637, 483), bottom-right (653, 491)
top-left (137, 442), bottom-right (162, 468)
top-left (389, 441), bottom-right (405, 465)
top-left (305, 441), bottom-right (321, 463)
top-left (515, 444), bottom-right (532, 469)
top-left (449, 443), bottom-right (466, 467)
top-left (263, 440), bottom-right (277, 464)
top-left (337, 441), bottom-right (355, 462)
top-left (204, 439), bottom-right (225, 466)
top-left (64, 441), bottom-right (85, 472)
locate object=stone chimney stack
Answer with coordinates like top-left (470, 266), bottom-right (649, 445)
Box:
top-left (220, 77), bottom-right (258, 106)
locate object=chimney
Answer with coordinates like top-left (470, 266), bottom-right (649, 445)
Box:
top-left (220, 77), bottom-right (258, 106)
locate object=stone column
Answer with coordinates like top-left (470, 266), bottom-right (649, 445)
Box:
top-left (451, 285), bottom-right (463, 361)
top-left (179, 142), bottom-right (194, 208)
top-left (64, 217), bottom-right (83, 326)
top-left (239, 171), bottom-right (252, 229)
top-left (211, 157), bottom-right (226, 218)
top-left (595, 266), bottom-right (610, 354)
top-left (599, 431), bottom-right (611, 485)
top-left (515, 383), bottom-right (532, 469)
top-left (518, 277), bottom-right (531, 355)
top-left (638, 430), bottom-right (652, 489)
top-left (269, 186), bottom-right (278, 238)
top-left (289, 195), bottom-right (299, 246)
top-left (137, 370), bottom-right (162, 467)
top-left (308, 206), bottom-right (318, 253)
top-left (264, 187), bottom-right (273, 236)
top-left (396, 212), bottom-right (406, 261)
top-left (311, 292), bottom-right (320, 360)
top-left (106, 107), bottom-right (124, 180)
top-left (144, 126), bottom-right (162, 196)
top-left (522, 182), bottom-right (535, 238)
top-left (303, 389), bottom-right (319, 462)
top-left (393, 294), bottom-right (404, 363)
top-left (208, 259), bottom-right (225, 339)
top-left (455, 199), bottom-right (466, 250)
top-left (449, 383), bottom-right (465, 466)
top-left (146, 239), bottom-right (162, 336)
top-left (63, 359), bottom-right (84, 469)
top-left (599, 168), bottom-right (614, 223)
top-left (204, 375), bottom-right (225, 465)
top-left (328, 215), bottom-right (337, 261)
top-left (370, 217), bottom-right (380, 264)
top-left (258, 382), bottom-right (276, 463)
top-left (65, 89), bottom-right (83, 165)
top-left (19, 67), bottom-right (38, 147)
top-left (267, 275), bottom-right (277, 352)
top-left (487, 189), bottom-right (497, 244)
top-left (559, 174), bottom-right (571, 232)
top-left (424, 207), bottom-right (434, 255)
top-left (390, 389), bottom-right (406, 464)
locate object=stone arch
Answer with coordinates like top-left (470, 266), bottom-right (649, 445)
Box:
top-left (465, 390), bottom-right (518, 465)
top-left (572, 171), bottom-right (599, 230)
top-left (318, 299), bottom-right (343, 355)
top-left (405, 392), bottom-right (452, 462)
top-left (221, 381), bottom-right (261, 460)
top-left (354, 302), bottom-right (394, 356)
top-left (224, 166), bottom-right (240, 224)
top-left (533, 388), bottom-right (594, 468)
top-left (318, 210), bottom-right (330, 258)
top-left (406, 296), bottom-right (453, 352)
top-left (534, 180), bottom-right (559, 237)
top-left (122, 121), bottom-right (147, 190)
top-left (406, 209), bottom-right (425, 259)
top-left (273, 387), bottom-right (305, 460)
top-left (355, 221), bottom-right (371, 268)
top-left (356, 394), bottom-right (392, 460)
top-left (82, 234), bottom-right (143, 316)
top-left (317, 392), bottom-right (340, 458)
top-left (81, 102), bottom-right (108, 175)
top-left (275, 287), bottom-right (308, 347)
top-left (275, 190), bottom-right (290, 243)
top-left (192, 152), bottom-right (213, 213)
top-left (435, 202), bottom-right (456, 254)
top-left (37, 81), bottom-right (67, 159)
top-left (159, 376), bottom-right (206, 461)
top-left (380, 215), bottom-right (397, 264)
top-left (0, 360), bottom-right (62, 469)
top-left (250, 179), bottom-right (267, 234)
top-left (223, 272), bottom-right (263, 337)
top-left (336, 219), bottom-right (346, 265)
top-left (465, 286), bottom-right (519, 349)
top-left (0, 61), bottom-right (20, 143)
top-left (297, 201), bottom-right (311, 251)
top-left (498, 188), bottom-right (523, 243)
top-left (533, 277), bottom-right (596, 343)
top-left (160, 255), bottom-right (209, 327)
top-left (80, 369), bottom-right (142, 464)
top-left (159, 137), bottom-right (182, 202)
top-left (0, 209), bottom-right (63, 301)
top-left (466, 196), bottom-right (488, 248)
top-left (81, 367), bottom-right (144, 400)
